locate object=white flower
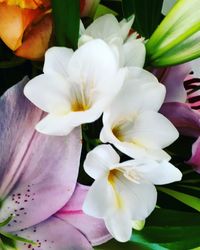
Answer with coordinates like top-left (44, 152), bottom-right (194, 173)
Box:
top-left (100, 67), bottom-right (179, 161)
top-left (79, 14), bottom-right (146, 68)
top-left (83, 144), bottom-right (182, 242)
top-left (24, 39), bottom-right (125, 136)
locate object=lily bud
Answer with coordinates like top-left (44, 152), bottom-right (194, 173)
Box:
top-left (146, 0), bottom-right (200, 66)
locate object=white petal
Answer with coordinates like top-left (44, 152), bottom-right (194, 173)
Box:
top-left (24, 74), bottom-right (70, 114)
top-left (36, 104), bottom-right (105, 136)
top-left (100, 114), bottom-right (171, 161)
top-left (131, 159), bottom-right (182, 185)
top-left (105, 210), bottom-right (132, 242)
top-left (123, 40), bottom-right (146, 67)
top-left (103, 67), bottom-right (165, 123)
top-left (36, 114), bottom-right (75, 136)
top-left (43, 47), bottom-right (73, 78)
top-left (84, 14), bottom-right (121, 42)
top-left (119, 15), bottom-right (135, 41)
top-left (132, 110), bottom-right (179, 149)
top-left (115, 140), bottom-right (171, 161)
top-left (78, 34), bottom-right (93, 47)
top-left (84, 145), bottom-right (120, 179)
top-left (83, 176), bottom-right (115, 218)
top-left (114, 174), bottom-right (157, 220)
top-left (67, 39), bottom-right (119, 92)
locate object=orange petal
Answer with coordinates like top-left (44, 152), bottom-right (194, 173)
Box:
top-left (15, 13), bottom-right (52, 60)
top-left (0, 3), bottom-right (43, 50)
top-left (0, 0), bottom-right (50, 9)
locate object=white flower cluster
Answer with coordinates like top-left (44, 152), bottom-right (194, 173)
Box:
top-left (24, 14), bottom-right (182, 242)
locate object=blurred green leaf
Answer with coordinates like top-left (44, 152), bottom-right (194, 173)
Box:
top-left (0, 57), bottom-right (25, 69)
top-left (94, 4), bottom-right (117, 19)
top-left (95, 208), bottom-right (200, 250)
top-left (122, 0), bottom-right (163, 38)
top-left (158, 187), bottom-right (200, 212)
top-left (101, 0), bottom-right (123, 18)
top-left (52, 0), bottom-right (80, 49)
top-left (94, 239), bottom-right (151, 250)
top-left (132, 226), bottom-right (200, 250)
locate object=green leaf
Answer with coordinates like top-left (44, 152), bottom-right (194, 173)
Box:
top-left (94, 239), bottom-right (151, 250)
top-left (0, 57), bottom-right (26, 69)
top-left (122, 0), bottom-right (163, 38)
top-left (130, 208), bottom-right (200, 250)
top-left (158, 187), bottom-right (200, 212)
top-left (132, 226), bottom-right (200, 250)
top-left (51, 0), bottom-right (80, 49)
top-left (146, 208), bottom-right (200, 227)
top-left (95, 208), bottom-right (200, 250)
top-left (0, 215), bottom-right (13, 227)
top-left (94, 4), bottom-right (117, 19)
top-left (0, 239), bottom-right (7, 250)
top-left (1, 236), bottom-right (17, 250)
top-left (0, 231), bottom-right (36, 245)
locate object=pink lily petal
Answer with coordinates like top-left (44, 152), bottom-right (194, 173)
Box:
top-left (160, 102), bottom-right (200, 138)
top-left (0, 78), bottom-right (82, 231)
top-left (152, 64), bottom-right (191, 103)
top-left (187, 137), bottom-right (200, 173)
top-left (15, 216), bottom-right (92, 250)
top-left (56, 183), bottom-right (112, 246)
top-left (184, 74), bottom-right (200, 111)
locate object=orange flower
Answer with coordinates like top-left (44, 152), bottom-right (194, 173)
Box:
top-left (0, 0), bottom-right (99, 60)
top-left (0, 0), bottom-right (51, 60)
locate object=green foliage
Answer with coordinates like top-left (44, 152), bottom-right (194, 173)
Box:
top-left (95, 208), bottom-right (200, 250)
top-left (158, 187), bottom-right (200, 212)
top-left (122, 0), bottom-right (164, 38)
top-left (51, 0), bottom-right (80, 49)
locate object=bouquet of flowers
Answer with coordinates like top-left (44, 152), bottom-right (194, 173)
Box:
top-left (0, 0), bottom-right (200, 249)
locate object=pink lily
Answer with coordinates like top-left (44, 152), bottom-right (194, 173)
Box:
top-left (153, 64), bottom-right (200, 173)
top-left (0, 77), bottom-right (110, 249)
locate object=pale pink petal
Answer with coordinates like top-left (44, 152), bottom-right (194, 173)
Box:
top-left (0, 78), bottom-right (82, 231)
top-left (160, 102), bottom-right (200, 138)
top-left (56, 184), bottom-right (111, 246)
top-left (152, 64), bottom-right (191, 103)
top-left (187, 137), bottom-right (200, 173)
top-left (15, 216), bottom-right (92, 250)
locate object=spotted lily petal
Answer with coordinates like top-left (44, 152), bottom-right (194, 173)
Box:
top-left (0, 78), bottom-right (82, 231)
top-left (15, 216), bottom-right (92, 250)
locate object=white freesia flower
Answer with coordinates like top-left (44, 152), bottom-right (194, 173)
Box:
top-left (83, 144), bottom-right (182, 242)
top-left (24, 39), bottom-right (125, 136)
top-left (100, 67), bottom-right (179, 161)
top-left (79, 14), bottom-right (146, 67)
